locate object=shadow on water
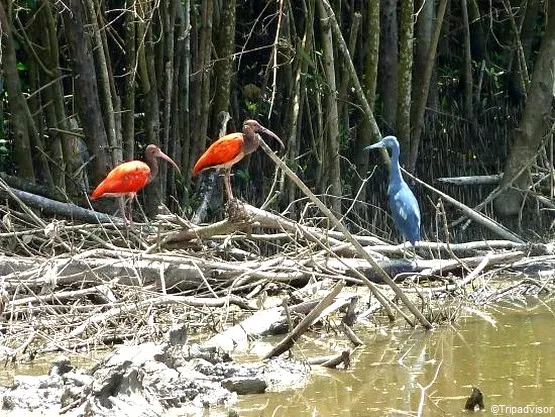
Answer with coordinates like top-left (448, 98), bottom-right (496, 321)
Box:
top-left (237, 298), bottom-right (555, 416)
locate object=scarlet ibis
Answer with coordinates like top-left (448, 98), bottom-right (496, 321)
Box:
top-left (90, 144), bottom-right (180, 223)
top-left (365, 136), bottom-right (421, 248)
top-left (193, 120), bottom-right (284, 200)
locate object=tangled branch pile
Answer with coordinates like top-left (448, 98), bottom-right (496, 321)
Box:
top-left (1, 179), bottom-right (554, 364)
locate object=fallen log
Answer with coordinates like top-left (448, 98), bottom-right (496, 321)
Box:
top-left (0, 182), bottom-right (123, 225)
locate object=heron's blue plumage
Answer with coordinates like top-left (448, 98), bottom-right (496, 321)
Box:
top-left (365, 136), bottom-right (421, 246)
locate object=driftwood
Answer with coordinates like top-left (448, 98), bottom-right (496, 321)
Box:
top-left (264, 281), bottom-right (345, 359)
top-left (308, 350), bottom-right (351, 369)
top-left (204, 283), bottom-right (330, 350)
top-left (436, 173), bottom-right (545, 186)
top-left (0, 164), bottom-right (553, 368)
top-left (436, 174), bottom-right (503, 186)
top-left (0, 173), bottom-right (72, 202)
top-left (0, 178), bottom-right (123, 225)
top-left (404, 170), bottom-right (525, 243)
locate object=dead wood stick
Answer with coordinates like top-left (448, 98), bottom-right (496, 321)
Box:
top-left (259, 138), bottom-right (431, 329)
top-left (341, 323), bottom-right (363, 347)
top-left (204, 306), bottom-right (285, 351)
top-left (404, 170), bottom-right (525, 243)
top-left (210, 231), bottom-right (383, 247)
top-left (357, 301), bottom-right (383, 320)
top-left (6, 284), bottom-right (116, 307)
top-left (316, 296), bottom-right (354, 322)
top-left (68, 294), bottom-right (255, 338)
top-left (456, 252), bottom-right (492, 288)
top-left (258, 204), bottom-right (418, 326)
top-left (400, 252), bottom-right (523, 296)
top-left (421, 251), bottom-right (524, 276)
top-left (308, 350), bottom-right (351, 369)
top-left (487, 278), bottom-right (548, 302)
top-left (416, 239), bottom-right (527, 252)
top-left (0, 179), bottom-right (124, 225)
top-left (264, 281), bottom-right (344, 359)
top-left (163, 202), bottom-right (346, 248)
top-left (0, 178), bottom-right (72, 252)
top-left (6, 330), bottom-right (36, 362)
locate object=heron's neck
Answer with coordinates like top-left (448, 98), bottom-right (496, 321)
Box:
top-left (388, 144), bottom-right (403, 184)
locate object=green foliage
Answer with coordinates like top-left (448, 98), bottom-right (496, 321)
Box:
top-left (235, 168), bottom-right (251, 182)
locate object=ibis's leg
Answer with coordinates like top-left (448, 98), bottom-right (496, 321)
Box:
top-left (224, 169), bottom-right (234, 201)
top-left (118, 196), bottom-right (128, 223)
top-left (136, 195), bottom-right (150, 224)
top-left (128, 194), bottom-right (135, 228)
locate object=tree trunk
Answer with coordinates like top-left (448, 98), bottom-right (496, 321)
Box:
top-left (63, 0), bottom-right (111, 185)
top-left (407, 0), bottom-right (448, 173)
top-left (281, 0), bottom-right (313, 215)
top-left (0, 0), bottom-right (35, 180)
top-left (84, 0), bottom-right (120, 165)
top-left (161, 0), bottom-right (178, 200)
top-left (317, 0), bottom-right (341, 214)
top-left (176, 0), bottom-right (191, 200)
top-left (397, 0), bottom-right (414, 164)
top-left (337, 12), bottom-right (361, 119)
top-left (494, 4), bottom-right (555, 217)
top-left (189, 0), bottom-right (213, 175)
top-left (122, 0), bottom-right (136, 162)
top-left (212, 0), bottom-right (236, 134)
top-left (40, 0), bottom-right (83, 194)
top-left (413, 0), bottom-right (435, 112)
top-left (461, 0), bottom-right (473, 118)
top-left (508, 0), bottom-right (539, 105)
top-left (354, 1), bottom-right (380, 206)
top-left (142, 2), bottom-right (162, 217)
top-left (378, 0), bottom-right (398, 133)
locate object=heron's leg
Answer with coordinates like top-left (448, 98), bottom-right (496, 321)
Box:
top-left (224, 169), bottom-right (234, 201)
top-left (401, 241), bottom-right (408, 260)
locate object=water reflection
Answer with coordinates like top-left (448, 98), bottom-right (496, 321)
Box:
top-left (237, 299), bottom-right (555, 416)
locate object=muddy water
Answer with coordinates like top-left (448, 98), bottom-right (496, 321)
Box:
top-left (0, 300), bottom-right (553, 416)
top-left (236, 299), bottom-right (555, 416)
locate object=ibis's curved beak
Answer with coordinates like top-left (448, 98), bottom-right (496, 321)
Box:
top-left (156, 149), bottom-right (181, 174)
top-left (260, 127), bottom-right (285, 150)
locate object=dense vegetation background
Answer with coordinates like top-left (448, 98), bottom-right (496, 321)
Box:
top-left (0, 0), bottom-right (554, 243)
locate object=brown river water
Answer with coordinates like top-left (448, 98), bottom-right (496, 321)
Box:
top-left (1, 298), bottom-right (553, 416)
top-left (235, 299), bottom-right (555, 416)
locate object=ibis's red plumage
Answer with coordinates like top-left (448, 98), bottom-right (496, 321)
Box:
top-left (90, 160), bottom-right (151, 199)
top-left (193, 133), bottom-right (244, 176)
top-left (192, 120), bottom-right (284, 201)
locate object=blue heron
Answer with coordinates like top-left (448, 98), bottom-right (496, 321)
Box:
top-left (365, 136), bottom-right (421, 248)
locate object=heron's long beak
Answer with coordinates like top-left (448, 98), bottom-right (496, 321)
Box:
top-left (156, 150), bottom-right (181, 174)
top-left (260, 127), bottom-right (285, 150)
top-left (364, 141), bottom-right (385, 151)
